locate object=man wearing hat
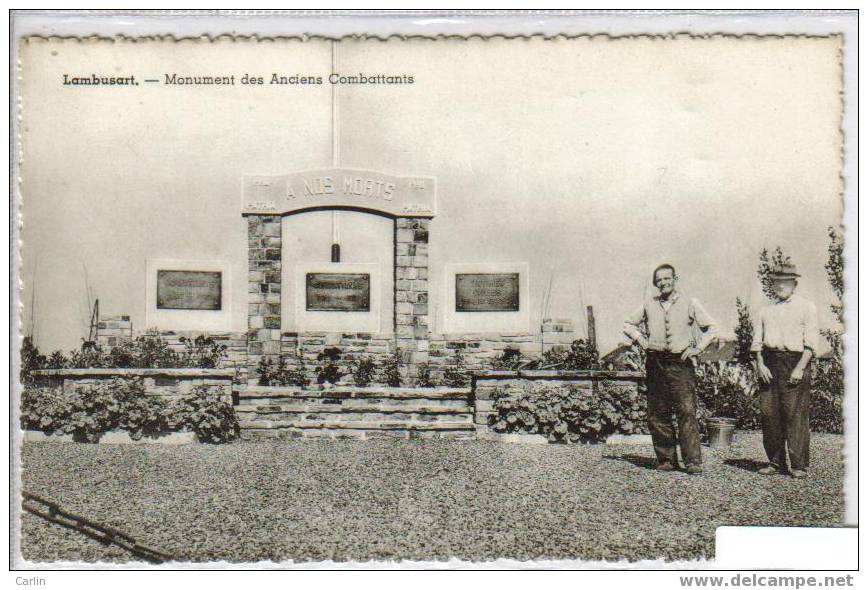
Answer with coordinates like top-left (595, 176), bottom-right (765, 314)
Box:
top-left (624, 263), bottom-right (719, 474)
top-left (751, 263), bottom-right (820, 478)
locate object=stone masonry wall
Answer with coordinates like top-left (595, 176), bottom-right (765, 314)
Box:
top-left (394, 218), bottom-right (430, 383)
top-left (279, 332), bottom-right (395, 385)
top-left (247, 214), bottom-right (282, 384)
top-left (31, 368), bottom-right (235, 405)
top-left (96, 315), bottom-right (133, 349)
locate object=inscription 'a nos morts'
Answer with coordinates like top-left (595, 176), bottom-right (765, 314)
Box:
top-left (456, 273), bottom-right (520, 312)
top-left (157, 270), bottom-right (222, 310)
top-left (306, 273), bottom-right (371, 312)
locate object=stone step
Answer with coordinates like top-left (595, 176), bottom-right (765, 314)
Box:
top-left (237, 397), bottom-right (472, 410)
top-left (238, 418), bottom-right (475, 431)
top-left (235, 402), bottom-right (472, 415)
top-left (240, 428), bottom-right (477, 441)
top-left (239, 386), bottom-right (471, 402)
top-left (238, 411), bottom-right (475, 423)
top-left (235, 397), bottom-right (473, 412)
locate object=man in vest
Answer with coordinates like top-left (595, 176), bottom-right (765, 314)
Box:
top-left (751, 263), bottom-right (819, 478)
top-left (624, 263), bottom-right (719, 474)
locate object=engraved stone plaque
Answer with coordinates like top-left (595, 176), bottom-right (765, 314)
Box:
top-left (455, 273), bottom-right (520, 312)
top-left (306, 273), bottom-right (371, 312)
top-left (156, 270), bottom-right (222, 310)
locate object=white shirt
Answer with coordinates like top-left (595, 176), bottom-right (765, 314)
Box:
top-left (750, 294), bottom-right (820, 353)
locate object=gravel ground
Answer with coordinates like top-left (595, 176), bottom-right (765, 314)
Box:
top-left (18, 432), bottom-right (844, 564)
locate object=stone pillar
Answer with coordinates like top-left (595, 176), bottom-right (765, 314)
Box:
top-left (247, 214), bottom-right (282, 384)
top-left (395, 217), bottom-right (430, 384)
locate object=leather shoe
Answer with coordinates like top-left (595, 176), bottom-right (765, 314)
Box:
top-left (685, 464), bottom-right (703, 475)
top-left (656, 462), bottom-right (675, 472)
top-left (790, 469), bottom-right (808, 479)
top-left (758, 465), bottom-right (779, 475)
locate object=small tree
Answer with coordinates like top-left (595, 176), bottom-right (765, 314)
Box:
top-left (734, 297), bottom-right (754, 366)
top-left (757, 246), bottom-right (792, 301)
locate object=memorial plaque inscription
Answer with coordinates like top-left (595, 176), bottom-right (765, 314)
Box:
top-left (306, 273), bottom-right (371, 312)
top-left (156, 270), bottom-right (222, 310)
top-left (455, 273), bottom-right (520, 312)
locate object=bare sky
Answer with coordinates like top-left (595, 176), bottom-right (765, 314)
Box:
top-left (18, 36), bottom-right (843, 355)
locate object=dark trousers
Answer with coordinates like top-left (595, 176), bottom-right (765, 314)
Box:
top-left (760, 350), bottom-right (811, 471)
top-left (645, 352), bottom-right (702, 466)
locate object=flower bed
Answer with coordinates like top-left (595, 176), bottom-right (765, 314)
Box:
top-left (23, 370), bottom-right (237, 443)
top-left (473, 370), bottom-right (646, 442)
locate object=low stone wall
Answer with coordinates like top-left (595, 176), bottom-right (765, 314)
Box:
top-left (30, 368), bottom-right (235, 403)
top-left (472, 369), bottom-right (644, 432)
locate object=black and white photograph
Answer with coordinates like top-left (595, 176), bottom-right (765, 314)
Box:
top-left (9, 9), bottom-right (858, 573)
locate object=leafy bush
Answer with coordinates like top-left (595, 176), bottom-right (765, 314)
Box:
top-left (315, 347), bottom-right (344, 385)
top-left (20, 378), bottom-right (238, 444)
top-left (19, 336), bottom-right (47, 385)
top-left (561, 339), bottom-right (601, 370)
top-left (68, 341), bottom-right (107, 369)
top-left (416, 362), bottom-right (434, 388)
top-left (173, 385), bottom-right (239, 443)
top-left (811, 357), bottom-right (844, 434)
top-left (179, 335), bottom-right (228, 369)
top-left (123, 393), bottom-right (171, 441)
top-left (47, 350), bottom-right (69, 369)
top-left (379, 351), bottom-right (402, 387)
top-left (350, 356), bottom-right (376, 387)
top-left (443, 348), bottom-right (469, 388)
top-left (695, 363), bottom-right (761, 430)
top-left (274, 357), bottom-right (311, 387)
top-left (490, 381), bottom-right (648, 443)
top-left (491, 348), bottom-right (524, 370)
top-left (20, 386), bottom-right (73, 434)
top-left (256, 357), bottom-right (275, 386)
top-left (23, 332), bottom-right (229, 375)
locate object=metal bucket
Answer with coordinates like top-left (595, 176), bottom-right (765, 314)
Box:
top-left (707, 417), bottom-right (737, 449)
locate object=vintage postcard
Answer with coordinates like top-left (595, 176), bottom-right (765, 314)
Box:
top-left (10, 11), bottom-right (857, 571)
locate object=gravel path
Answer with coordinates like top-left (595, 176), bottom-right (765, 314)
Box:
top-left (18, 432), bottom-right (844, 564)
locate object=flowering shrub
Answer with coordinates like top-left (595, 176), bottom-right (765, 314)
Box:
top-left (379, 352), bottom-right (402, 387)
top-left (315, 347), bottom-right (344, 385)
top-left (350, 357), bottom-right (376, 387)
top-left (490, 381), bottom-right (648, 443)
